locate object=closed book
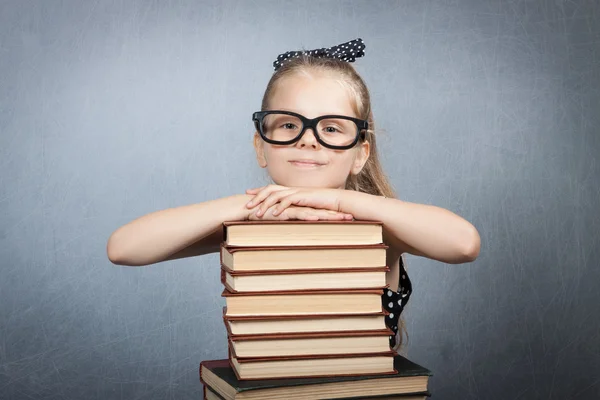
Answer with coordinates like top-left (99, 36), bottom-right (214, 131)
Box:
top-left (222, 220), bottom-right (383, 247)
top-left (203, 385), bottom-right (431, 400)
top-left (221, 265), bottom-right (389, 293)
top-left (199, 355), bottom-right (432, 399)
top-left (220, 243), bottom-right (388, 272)
top-left (229, 342), bottom-right (397, 380)
top-left (221, 288), bottom-right (384, 317)
top-left (227, 329), bottom-right (394, 358)
top-left (223, 307), bottom-right (388, 336)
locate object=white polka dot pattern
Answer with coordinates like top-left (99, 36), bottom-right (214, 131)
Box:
top-left (382, 257), bottom-right (412, 349)
top-left (273, 38), bottom-right (366, 70)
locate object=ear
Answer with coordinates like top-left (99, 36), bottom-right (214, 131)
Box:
top-left (253, 132), bottom-right (268, 168)
top-left (351, 140), bottom-right (370, 175)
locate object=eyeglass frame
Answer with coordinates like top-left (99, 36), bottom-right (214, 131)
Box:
top-left (252, 110), bottom-right (368, 150)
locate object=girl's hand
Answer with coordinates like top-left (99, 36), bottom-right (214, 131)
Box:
top-left (248, 204), bottom-right (351, 221)
top-left (246, 185), bottom-right (351, 219)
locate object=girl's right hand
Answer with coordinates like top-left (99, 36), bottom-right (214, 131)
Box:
top-left (248, 204), bottom-right (352, 221)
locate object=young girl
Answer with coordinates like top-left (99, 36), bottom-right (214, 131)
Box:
top-left (106, 38), bottom-right (481, 351)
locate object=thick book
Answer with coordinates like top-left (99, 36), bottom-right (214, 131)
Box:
top-left (227, 329), bottom-right (394, 358)
top-left (204, 385), bottom-right (431, 400)
top-left (220, 243), bottom-right (388, 272)
top-left (221, 288), bottom-right (384, 317)
top-left (222, 220), bottom-right (383, 247)
top-left (199, 355), bottom-right (432, 399)
top-left (229, 345), bottom-right (398, 380)
top-left (221, 265), bottom-right (389, 293)
top-left (223, 307), bottom-right (388, 336)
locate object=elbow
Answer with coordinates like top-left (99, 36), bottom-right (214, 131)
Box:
top-left (461, 225), bottom-right (481, 263)
top-left (106, 231), bottom-right (136, 266)
top-left (106, 234), bottom-right (124, 265)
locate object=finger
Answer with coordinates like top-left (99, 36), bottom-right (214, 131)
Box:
top-left (321, 208), bottom-right (353, 219)
top-left (313, 209), bottom-right (347, 220)
top-left (272, 196), bottom-right (298, 216)
top-left (246, 185), bottom-right (287, 208)
top-left (288, 206), bottom-right (338, 221)
top-left (272, 192), bottom-right (318, 216)
top-left (257, 190), bottom-right (296, 217)
top-left (246, 187), bottom-right (275, 208)
top-left (316, 209), bottom-right (354, 220)
top-left (245, 187), bottom-right (263, 194)
top-left (281, 207), bottom-right (297, 220)
top-left (294, 208), bottom-right (319, 221)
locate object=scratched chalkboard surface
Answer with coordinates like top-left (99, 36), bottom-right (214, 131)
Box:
top-left (0, 1), bottom-right (598, 399)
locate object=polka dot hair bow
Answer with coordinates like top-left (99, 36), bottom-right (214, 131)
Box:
top-left (273, 38), bottom-right (366, 71)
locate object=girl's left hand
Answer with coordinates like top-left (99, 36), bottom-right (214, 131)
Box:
top-left (245, 185), bottom-right (351, 219)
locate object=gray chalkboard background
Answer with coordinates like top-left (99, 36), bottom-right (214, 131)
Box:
top-left (1, 1), bottom-right (598, 399)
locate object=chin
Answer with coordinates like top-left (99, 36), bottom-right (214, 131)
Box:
top-left (269, 166), bottom-right (346, 189)
top-left (273, 176), bottom-right (344, 189)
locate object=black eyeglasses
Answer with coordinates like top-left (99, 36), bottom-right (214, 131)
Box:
top-left (252, 110), bottom-right (368, 150)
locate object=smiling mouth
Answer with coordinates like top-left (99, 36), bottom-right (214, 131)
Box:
top-left (289, 160), bottom-right (325, 167)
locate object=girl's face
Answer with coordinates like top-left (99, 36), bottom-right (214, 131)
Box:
top-left (254, 73), bottom-right (370, 189)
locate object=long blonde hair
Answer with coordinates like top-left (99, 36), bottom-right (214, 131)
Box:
top-left (260, 54), bottom-right (409, 351)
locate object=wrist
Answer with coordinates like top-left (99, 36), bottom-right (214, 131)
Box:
top-left (226, 193), bottom-right (255, 221)
top-left (338, 189), bottom-right (371, 218)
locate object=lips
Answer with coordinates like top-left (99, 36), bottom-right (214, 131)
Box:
top-left (289, 159), bottom-right (325, 166)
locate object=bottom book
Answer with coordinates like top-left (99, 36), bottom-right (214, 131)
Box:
top-left (204, 385), bottom-right (431, 399)
top-left (199, 355), bottom-right (432, 400)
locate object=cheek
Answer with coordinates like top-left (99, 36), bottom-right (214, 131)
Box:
top-left (331, 151), bottom-right (358, 171)
top-left (263, 146), bottom-right (288, 164)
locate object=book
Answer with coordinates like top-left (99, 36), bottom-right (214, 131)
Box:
top-left (227, 329), bottom-right (394, 358)
top-left (204, 385), bottom-right (431, 400)
top-left (329, 394), bottom-right (430, 400)
top-left (222, 220), bottom-right (383, 247)
top-left (221, 266), bottom-right (389, 292)
top-left (229, 348), bottom-right (397, 380)
top-left (199, 355), bottom-right (432, 399)
top-left (220, 243), bottom-right (388, 271)
top-left (221, 288), bottom-right (384, 317)
top-left (223, 308), bottom-right (388, 336)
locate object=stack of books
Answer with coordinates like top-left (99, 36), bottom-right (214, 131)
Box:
top-left (200, 357), bottom-right (431, 400)
top-left (200, 220), bottom-right (432, 399)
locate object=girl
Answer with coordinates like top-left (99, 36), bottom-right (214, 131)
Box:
top-left (106, 38), bottom-right (481, 351)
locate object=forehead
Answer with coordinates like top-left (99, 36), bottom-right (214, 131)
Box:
top-left (269, 72), bottom-right (357, 118)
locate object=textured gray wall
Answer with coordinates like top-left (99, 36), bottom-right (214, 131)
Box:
top-left (1, 0), bottom-right (599, 399)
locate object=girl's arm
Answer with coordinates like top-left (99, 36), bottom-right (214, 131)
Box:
top-left (106, 194), bottom-right (253, 266)
top-left (106, 194), bottom-right (353, 266)
top-left (340, 191), bottom-right (481, 264)
top-left (245, 185), bottom-right (480, 264)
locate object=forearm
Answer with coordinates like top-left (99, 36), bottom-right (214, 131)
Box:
top-left (340, 191), bottom-right (480, 264)
top-left (106, 194), bottom-right (253, 266)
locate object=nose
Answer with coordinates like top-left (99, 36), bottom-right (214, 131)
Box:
top-left (296, 127), bottom-right (319, 149)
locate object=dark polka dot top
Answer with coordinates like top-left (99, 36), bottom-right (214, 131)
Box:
top-left (382, 256), bottom-right (412, 349)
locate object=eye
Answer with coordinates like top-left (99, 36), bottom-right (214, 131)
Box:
top-left (282, 122), bottom-right (298, 129)
top-left (323, 125), bottom-right (341, 134)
